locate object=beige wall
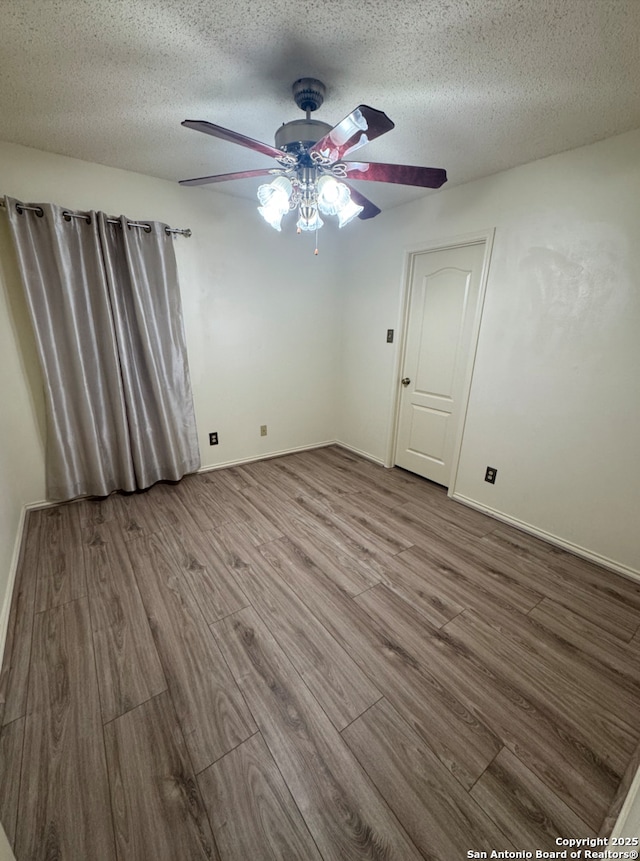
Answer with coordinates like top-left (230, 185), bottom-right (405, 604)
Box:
top-left (337, 128), bottom-right (640, 576)
top-left (0, 824), bottom-right (16, 861)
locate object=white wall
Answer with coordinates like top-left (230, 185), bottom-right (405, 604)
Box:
top-left (0, 140), bottom-right (341, 648)
top-left (0, 212), bottom-right (44, 654)
top-left (337, 128), bottom-right (640, 576)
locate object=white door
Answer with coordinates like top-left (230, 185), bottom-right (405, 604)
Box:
top-left (395, 242), bottom-right (485, 486)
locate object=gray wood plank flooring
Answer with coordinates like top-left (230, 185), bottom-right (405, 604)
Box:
top-left (104, 691), bottom-right (218, 861)
top-left (208, 522), bottom-right (382, 731)
top-left (34, 504), bottom-right (86, 612)
top-left (1, 445), bottom-right (639, 860)
top-left (197, 732), bottom-right (323, 861)
top-left (0, 716), bottom-right (23, 847)
top-left (81, 516), bottom-right (167, 724)
top-left (16, 598), bottom-right (115, 861)
top-left (468, 746), bottom-right (595, 848)
top-left (351, 581), bottom-right (621, 825)
top-left (212, 606), bottom-right (424, 861)
top-left (261, 535), bottom-right (503, 790)
top-left (126, 531), bottom-right (257, 773)
top-left (342, 698), bottom-right (514, 857)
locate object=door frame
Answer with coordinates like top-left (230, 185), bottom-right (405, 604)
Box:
top-left (386, 229), bottom-right (495, 496)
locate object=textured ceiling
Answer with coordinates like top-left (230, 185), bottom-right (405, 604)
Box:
top-left (1, 0), bottom-right (640, 211)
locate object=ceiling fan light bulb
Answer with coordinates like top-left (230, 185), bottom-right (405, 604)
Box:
top-left (337, 198), bottom-right (364, 228)
top-left (317, 175), bottom-right (340, 202)
top-left (317, 176), bottom-right (350, 215)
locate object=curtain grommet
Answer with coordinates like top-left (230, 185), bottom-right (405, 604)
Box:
top-left (15, 203), bottom-right (23, 215)
top-left (64, 211), bottom-right (90, 224)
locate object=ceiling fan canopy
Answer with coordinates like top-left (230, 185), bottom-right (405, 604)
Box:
top-left (179, 78), bottom-right (447, 238)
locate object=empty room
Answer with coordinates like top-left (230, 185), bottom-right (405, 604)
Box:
top-left (0, 1), bottom-right (639, 859)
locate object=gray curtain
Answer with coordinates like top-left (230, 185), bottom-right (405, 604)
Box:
top-left (5, 197), bottom-right (200, 500)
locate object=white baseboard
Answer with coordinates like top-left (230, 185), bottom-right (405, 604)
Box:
top-left (608, 764), bottom-right (640, 841)
top-left (333, 441), bottom-right (386, 466)
top-left (197, 439), bottom-right (337, 474)
top-left (0, 505), bottom-right (28, 667)
top-left (452, 492), bottom-right (640, 583)
top-left (23, 498), bottom-right (58, 512)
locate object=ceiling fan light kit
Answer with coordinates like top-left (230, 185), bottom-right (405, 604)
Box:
top-left (180, 77), bottom-right (447, 251)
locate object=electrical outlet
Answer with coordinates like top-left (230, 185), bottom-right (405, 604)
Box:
top-left (209, 431), bottom-right (219, 446)
top-left (260, 425), bottom-right (267, 437)
top-left (484, 466), bottom-right (497, 484)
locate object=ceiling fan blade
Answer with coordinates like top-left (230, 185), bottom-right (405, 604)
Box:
top-left (343, 161), bottom-right (447, 189)
top-left (179, 168), bottom-right (277, 187)
top-left (343, 182), bottom-right (381, 220)
top-left (182, 120), bottom-right (284, 160)
top-left (309, 105), bottom-right (395, 162)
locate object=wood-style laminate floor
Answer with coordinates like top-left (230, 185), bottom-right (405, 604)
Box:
top-left (1, 445), bottom-right (639, 860)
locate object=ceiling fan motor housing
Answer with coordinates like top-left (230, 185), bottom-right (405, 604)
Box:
top-left (275, 119), bottom-right (332, 152)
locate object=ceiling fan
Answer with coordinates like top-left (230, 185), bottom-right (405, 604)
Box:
top-left (180, 78), bottom-right (447, 240)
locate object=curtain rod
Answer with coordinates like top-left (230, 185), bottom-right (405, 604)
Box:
top-left (0, 197), bottom-right (192, 237)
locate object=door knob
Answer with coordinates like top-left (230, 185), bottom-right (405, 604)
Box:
top-left (401, 377), bottom-right (411, 387)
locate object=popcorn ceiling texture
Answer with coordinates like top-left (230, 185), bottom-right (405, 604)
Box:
top-left (1, 0), bottom-right (639, 208)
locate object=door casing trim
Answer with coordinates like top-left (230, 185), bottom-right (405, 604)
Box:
top-left (385, 228), bottom-right (495, 498)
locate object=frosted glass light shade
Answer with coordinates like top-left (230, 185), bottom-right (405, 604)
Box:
top-left (255, 172), bottom-right (361, 235)
top-left (258, 205), bottom-right (286, 231)
top-left (257, 176), bottom-right (292, 209)
top-left (317, 176), bottom-right (350, 216)
top-left (329, 108), bottom-right (367, 145)
top-left (257, 177), bottom-right (292, 230)
top-left (337, 197), bottom-right (364, 228)
top-left (296, 210), bottom-right (324, 232)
